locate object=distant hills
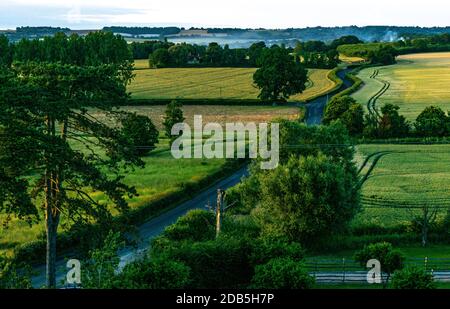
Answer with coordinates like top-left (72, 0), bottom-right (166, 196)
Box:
top-left (3, 25), bottom-right (450, 47)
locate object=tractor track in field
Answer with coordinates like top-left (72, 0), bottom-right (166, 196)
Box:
top-left (367, 69), bottom-right (390, 120)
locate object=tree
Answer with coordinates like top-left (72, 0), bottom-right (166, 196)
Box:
top-left (163, 100), bottom-right (185, 143)
top-left (377, 104), bottom-right (410, 138)
top-left (415, 106), bottom-right (449, 137)
top-left (253, 46), bottom-right (308, 102)
top-left (330, 35), bottom-right (363, 49)
top-left (204, 42), bottom-right (223, 65)
top-left (391, 267), bottom-right (435, 289)
top-left (251, 257), bottom-right (314, 289)
top-left (354, 242), bottom-right (405, 287)
top-left (254, 154), bottom-right (360, 245)
top-left (0, 61), bottom-right (140, 288)
top-left (409, 199), bottom-right (441, 247)
top-left (248, 41), bottom-right (266, 67)
top-left (81, 231), bottom-right (124, 289)
top-left (0, 35), bottom-right (12, 67)
top-left (323, 96), bottom-right (364, 135)
top-left (121, 113), bottom-right (159, 156)
top-left (149, 48), bottom-right (171, 68)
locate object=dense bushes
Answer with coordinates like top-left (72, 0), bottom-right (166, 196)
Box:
top-left (354, 242), bottom-right (405, 286)
top-left (323, 96), bottom-right (364, 135)
top-left (391, 267), bottom-right (436, 289)
top-left (251, 258), bottom-right (315, 289)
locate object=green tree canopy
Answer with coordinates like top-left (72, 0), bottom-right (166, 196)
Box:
top-left (253, 46), bottom-right (308, 101)
top-left (254, 154), bottom-right (360, 245)
top-left (415, 106), bottom-right (449, 137)
top-left (121, 113), bottom-right (159, 156)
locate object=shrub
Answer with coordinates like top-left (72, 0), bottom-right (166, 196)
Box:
top-left (251, 257), bottom-right (314, 289)
top-left (391, 266), bottom-right (436, 289)
top-left (152, 236), bottom-right (254, 288)
top-left (117, 257), bottom-right (191, 289)
top-left (354, 242), bottom-right (405, 286)
top-left (163, 209), bottom-right (215, 242)
top-left (121, 112), bottom-right (159, 156)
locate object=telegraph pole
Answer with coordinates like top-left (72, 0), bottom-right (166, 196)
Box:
top-left (215, 189), bottom-right (224, 238)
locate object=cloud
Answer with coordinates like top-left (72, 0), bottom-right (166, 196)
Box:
top-left (1, 0), bottom-right (450, 29)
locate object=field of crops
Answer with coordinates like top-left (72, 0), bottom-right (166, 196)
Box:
top-left (355, 144), bottom-right (450, 227)
top-left (352, 52), bottom-right (450, 120)
top-left (129, 61), bottom-right (336, 102)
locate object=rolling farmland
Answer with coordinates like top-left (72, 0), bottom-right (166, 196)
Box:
top-left (355, 144), bottom-right (450, 227)
top-left (352, 52), bottom-right (450, 120)
top-left (129, 61), bottom-right (337, 102)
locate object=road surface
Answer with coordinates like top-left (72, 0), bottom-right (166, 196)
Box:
top-left (305, 68), bottom-right (353, 126)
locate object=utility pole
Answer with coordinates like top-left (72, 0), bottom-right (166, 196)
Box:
top-left (215, 189), bottom-right (224, 238)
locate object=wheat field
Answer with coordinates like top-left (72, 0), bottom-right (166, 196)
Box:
top-left (129, 61), bottom-right (336, 102)
top-left (352, 52), bottom-right (450, 120)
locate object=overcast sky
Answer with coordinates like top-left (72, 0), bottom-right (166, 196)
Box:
top-left (1, 0), bottom-right (449, 29)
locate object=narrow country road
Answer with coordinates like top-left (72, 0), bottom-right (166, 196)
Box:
top-left (305, 68), bottom-right (353, 126)
top-left (32, 166), bottom-right (249, 288)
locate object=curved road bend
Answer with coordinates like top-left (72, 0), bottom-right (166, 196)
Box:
top-left (32, 68), bottom-right (355, 288)
top-left (304, 68), bottom-right (353, 126)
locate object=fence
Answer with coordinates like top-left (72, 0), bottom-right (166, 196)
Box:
top-left (306, 257), bottom-right (450, 284)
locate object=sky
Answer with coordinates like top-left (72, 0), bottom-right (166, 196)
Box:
top-left (1, 0), bottom-right (450, 30)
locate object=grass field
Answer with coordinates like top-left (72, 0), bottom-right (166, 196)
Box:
top-left (355, 144), bottom-right (450, 227)
top-left (129, 61), bottom-right (337, 102)
top-left (352, 52), bottom-right (450, 120)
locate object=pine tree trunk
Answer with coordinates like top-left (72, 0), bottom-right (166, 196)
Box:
top-left (45, 214), bottom-right (58, 288)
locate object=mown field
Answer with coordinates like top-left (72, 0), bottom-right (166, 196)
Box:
top-left (355, 144), bottom-right (450, 227)
top-left (0, 105), bottom-right (298, 258)
top-left (352, 52), bottom-right (450, 120)
top-left (129, 60), bottom-right (337, 102)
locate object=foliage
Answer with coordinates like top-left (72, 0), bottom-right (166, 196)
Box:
top-left (323, 96), bottom-right (364, 135)
top-left (0, 59), bottom-right (139, 287)
top-left (354, 242), bottom-right (405, 286)
top-left (251, 257), bottom-right (314, 289)
top-left (391, 266), bottom-right (436, 289)
top-left (151, 236), bottom-right (254, 288)
top-left (0, 35), bottom-right (13, 68)
top-left (163, 209), bottom-right (215, 242)
top-left (116, 257), bottom-right (191, 289)
top-left (415, 106), bottom-right (449, 137)
top-left (121, 112), bottom-right (159, 156)
top-left (81, 231), bottom-right (124, 289)
top-left (0, 256), bottom-right (33, 289)
top-left (253, 46), bottom-right (308, 101)
top-left (13, 31), bottom-right (133, 66)
top-left (163, 100), bottom-right (185, 142)
top-left (254, 154), bottom-right (360, 245)
top-left (149, 48), bottom-right (171, 68)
